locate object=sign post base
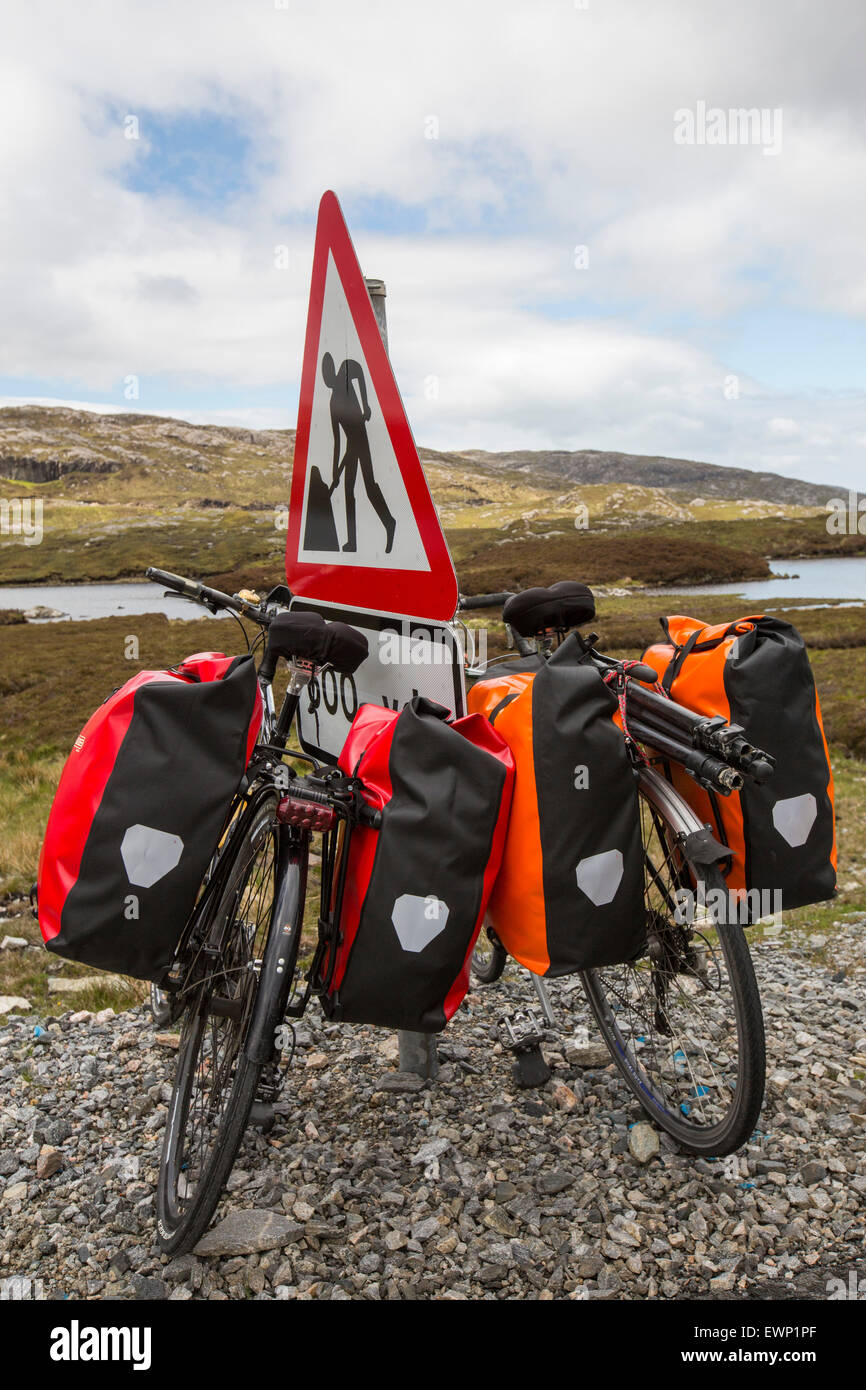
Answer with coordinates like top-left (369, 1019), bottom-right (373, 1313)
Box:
top-left (398, 1029), bottom-right (439, 1081)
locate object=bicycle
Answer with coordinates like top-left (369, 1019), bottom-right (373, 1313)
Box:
top-left (144, 567), bottom-right (378, 1254)
top-left (462, 583), bottom-right (767, 1159)
top-left (144, 566), bottom-right (767, 1254)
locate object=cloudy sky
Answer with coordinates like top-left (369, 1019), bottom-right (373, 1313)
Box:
top-left (2, 0), bottom-right (865, 488)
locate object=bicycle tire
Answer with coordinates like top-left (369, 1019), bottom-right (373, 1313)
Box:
top-left (580, 768), bottom-right (765, 1156)
top-left (471, 923), bottom-right (508, 984)
top-left (149, 981), bottom-right (173, 1028)
top-left (156, 795), bottom-right (288, 1254)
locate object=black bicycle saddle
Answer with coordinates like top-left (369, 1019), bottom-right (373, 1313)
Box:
top-left (502, 581), bottom-right (596, 637)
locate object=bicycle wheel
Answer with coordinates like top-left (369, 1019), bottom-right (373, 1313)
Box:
top-left (472, 922), bottom-right (508, 984)
top-left (156, 795), bottom-right (289, 1254)
top-left (580, 767), bottom-right (765, 1156)
top-left (149, 981), bottom-right (172, 1027)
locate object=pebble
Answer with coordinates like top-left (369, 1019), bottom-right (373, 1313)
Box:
top-left (0, 996), bottom-right (32, 1014)
top-left (36, 1147), bottom-right (63, 1179)
top-left (565, 1043), bottom-right (611, 1069)
top-left (800, 1161), bottom-right (827, 1187)
top-left (194, 1211), bottom-right (301, 1257)
top-left (536, 1170), bottom-right (575, 1196)
top-left (375, 1072), bottom-right (424, 1093)
top-left (628, 1123), bottom-right (660, 1165)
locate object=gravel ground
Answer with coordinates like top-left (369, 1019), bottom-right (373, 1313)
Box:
top-left (1, 920), bottom-right (864, 1302)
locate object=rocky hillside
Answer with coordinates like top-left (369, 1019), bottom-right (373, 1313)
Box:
top-left (0, 405), bottom-right (840, 511)
top-left (0, 405), bottom-right (853, 589)
top-left (460, 447), bottom-right (844, 509)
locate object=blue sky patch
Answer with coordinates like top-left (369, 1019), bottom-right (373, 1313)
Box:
top-left (119, 108), bottom-right (256, 211)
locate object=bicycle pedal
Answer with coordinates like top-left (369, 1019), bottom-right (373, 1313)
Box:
top-left (499, 1010), bottom-right (545, 1053)
top-left (499, 1011), bottom-right (551, 1089)
top-left (247, 1101), bottom-right (275, 1134)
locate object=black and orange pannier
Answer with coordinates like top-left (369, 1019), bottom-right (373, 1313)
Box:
top-left (642, 615), bottom-right (836, 914)
top-left (467, 635), bottom-right (645, 977)
top-left (37, 652), bottom-right (262, 982)
top-left (317, 696), bottom-right (514, 1031)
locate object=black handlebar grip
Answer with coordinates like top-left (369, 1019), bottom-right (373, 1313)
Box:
top-left (629, 663), bottom-right (663, 684)
top-left (146, 567), bottom-right (199, 597)
top-left (750, 757), bottom-right (775, 785)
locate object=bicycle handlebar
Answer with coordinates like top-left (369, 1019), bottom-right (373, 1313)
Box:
top-left (457, 592), bottom-right (515, 610)
top-left (146, 567), bottom-right (274, 626)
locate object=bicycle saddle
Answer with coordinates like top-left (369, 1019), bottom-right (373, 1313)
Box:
top-left (503, 581), bottom-right (596, 637)
top-left (259, 611), bottom-right (369, 681)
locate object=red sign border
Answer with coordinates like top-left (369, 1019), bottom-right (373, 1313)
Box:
top-left (286, 190), bottom-right (458, 621)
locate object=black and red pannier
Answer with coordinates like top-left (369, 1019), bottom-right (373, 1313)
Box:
top-left (316, 696), bottom-right (514, 1032)
top-left (38, 652), bottom-right (262, 983)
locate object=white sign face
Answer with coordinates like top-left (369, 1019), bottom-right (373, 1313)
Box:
top-left (297, 253), bottom-right (430, 573)
top-left (286, 190), bottom-right (457, 621)
top-left (291, 600), bottom-right (467, 765)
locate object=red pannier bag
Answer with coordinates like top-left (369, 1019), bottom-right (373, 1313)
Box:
top-left (316, 696), bottom-right (514, 1032)
top-left (37, 652), bottom-right (262, 983)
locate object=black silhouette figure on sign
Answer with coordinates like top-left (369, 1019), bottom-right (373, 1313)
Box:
top-left (303, 352), bottom-right (397, 554)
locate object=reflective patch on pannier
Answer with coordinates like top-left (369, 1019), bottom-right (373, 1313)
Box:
top-left (575, 849), bottom-right (625, 907)
top-left (120, 825), bottom-right (185, 888)
top-left (772, 793), bottom-right (818, 848)
top-left (391, 893), bottom-right (451, 953)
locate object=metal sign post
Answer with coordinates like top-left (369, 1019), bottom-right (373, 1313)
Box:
top-left (363, 274), bottom-right (439, 1083)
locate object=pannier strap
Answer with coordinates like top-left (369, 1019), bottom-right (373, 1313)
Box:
top-left (680, 826), bottom-right (732, 866)
top-left (489, 691), bottom-right (521, 725)
top-left (662, 618), bottom-right (764, 692)
top-left (661, 628), bottom-right (702, 694)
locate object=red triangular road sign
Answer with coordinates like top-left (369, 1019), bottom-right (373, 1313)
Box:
top-left (286, 191), bottom-right (458, 620)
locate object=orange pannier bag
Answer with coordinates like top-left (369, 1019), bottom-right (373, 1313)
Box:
top-left (467, 635), bottom-right (645, 977)
top-left (642, 614), bottom-right (836, 914)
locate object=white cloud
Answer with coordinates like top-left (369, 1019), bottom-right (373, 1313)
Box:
top-left (767, 418), bottom-right (802, 438)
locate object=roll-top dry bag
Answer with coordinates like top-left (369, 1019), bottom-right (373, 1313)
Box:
top-left (467, 635), bottom-right (646, 977)
top-left (317, 696), bottom-right (514, 1032)
top-left (642, 614), bottom-right (836, 915)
